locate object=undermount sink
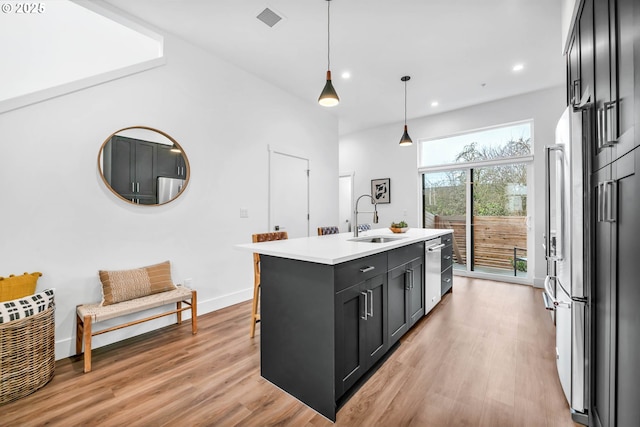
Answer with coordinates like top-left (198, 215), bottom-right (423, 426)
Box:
top-left (349, 235), bottom-right (407, 243)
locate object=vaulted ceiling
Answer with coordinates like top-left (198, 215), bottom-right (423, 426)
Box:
top-left (5, 0), bottom-right (566, 135)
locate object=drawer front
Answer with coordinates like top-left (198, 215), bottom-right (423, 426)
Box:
top-left (388, 242), bottom-right (424, 270)
top-left (335, 253), bottom-right (387, 292)
top-left (441, 233), bottom-right (453, 247)
top-left (441, 266), bottom-right (453, 295)
top-left (441, 245), bottom-right (453, 271)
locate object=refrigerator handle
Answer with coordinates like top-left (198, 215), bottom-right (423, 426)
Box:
top-left (542, 290), bottom-right (555, 311)
top-left (544, 275), bottom-right (571, 309)
top-left (545, 145), bottom-right (565, 260)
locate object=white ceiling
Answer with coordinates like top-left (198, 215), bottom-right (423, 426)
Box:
top-left (67, 1), bottom-right (571, 135)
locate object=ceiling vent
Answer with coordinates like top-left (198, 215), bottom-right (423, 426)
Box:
top-left (257, 8), bottom-right (282, 28)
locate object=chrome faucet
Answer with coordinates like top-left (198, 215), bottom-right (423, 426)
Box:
top-left (354, 194), bottom-right (379, 237)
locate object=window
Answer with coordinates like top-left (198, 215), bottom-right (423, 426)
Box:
top-left (419, 122), bottom-right (531, 168)
top-left (419, 121), bottom-right (532, 280)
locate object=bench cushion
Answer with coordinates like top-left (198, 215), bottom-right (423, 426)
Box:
top-left (98, 260), bottom-right (176, 305)
top-left (77, 286), bottom-right (192, 323)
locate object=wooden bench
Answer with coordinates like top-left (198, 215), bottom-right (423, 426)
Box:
top-left (75, 286), bottom-right (197, 373)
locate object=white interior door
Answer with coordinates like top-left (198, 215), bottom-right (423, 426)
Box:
top-left (270, 149), bottom-right (309, 238)
top-left (339, 174), bottom-right (353, 232)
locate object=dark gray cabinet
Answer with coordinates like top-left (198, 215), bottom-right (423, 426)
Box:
top-left (576, 0), bottom-right (637, 172)
top-left (157, 145), bottom-right (187, 179)
top-left (592, 148), bottom-right (640, 427)
top-left (569, 0), bottom-right (640, 425)
top-left (258, 240), bottom-right (436, 422)
top-left (260, 251), bottom-right (388, 422)
top-left (107, 135), bottom-right (156, 204)
top-left (441, 233), bottom-right (454, 295)
top-left (387, 242), bottom-right (425, 347)
top-left (335, 271), bottom-right (387, 398)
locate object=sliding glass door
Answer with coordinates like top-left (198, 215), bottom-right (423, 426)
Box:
top-left (423, 170), bottom-right (467, 270)
top-left (471, 164), bottom-right (528, 277)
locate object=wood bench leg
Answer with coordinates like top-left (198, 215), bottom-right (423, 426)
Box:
top-left (177, 301), bottom-right (182, 324)
top-left (83, 315), bottom-right (93, 373)
top-left (191, 290), bottom-right (198, 335)
top-left (76, 312), bottom-right (84, 355)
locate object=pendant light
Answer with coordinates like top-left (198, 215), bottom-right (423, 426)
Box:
top-left (318, 0), bottom-right (339, 107)
top-left (399, 75), bottom-right (413, 146)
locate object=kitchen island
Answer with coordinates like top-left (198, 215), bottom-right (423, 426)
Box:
top-left (236, 228), bottom-right (452, 421)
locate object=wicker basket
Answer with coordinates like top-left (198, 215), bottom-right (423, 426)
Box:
top-left (0, 305), bottom-right (55, 405)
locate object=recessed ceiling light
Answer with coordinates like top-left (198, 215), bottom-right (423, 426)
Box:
top-left (513, 63), bottom-right (524, 72)
top-left (431, 101), bottom-right (439, 107)
top-left (341, 71), bottom-right (351, 79)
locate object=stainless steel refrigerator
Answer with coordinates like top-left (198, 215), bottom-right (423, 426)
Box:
top-left (157, 176), bottom-right (185, 204)
top-left (543, 106), bottom-right (588, 424)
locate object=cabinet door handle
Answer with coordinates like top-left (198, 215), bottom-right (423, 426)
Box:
top-left (443, 277), bottom-right (451, 283)
top-left (444, 255), bottom-right (451, 260)
top-left (131, 182), bottom-right (135, 192)
top-left (359, 266), bottom-right (375, 273)
top-left (604, 101), bottom-right (617, 145)
top-left (597, 107), bottom-right (605, 149)
top-left (571, 80), bottom-right (580, 106)
top-left (404, 270), bottom-right (411, 290)
top-left (136, 182), bottom-right (140, 192)
top-left (597, 182), bottom-right (604, 222)
top-left (361, 292), bottom-right (368, 320)
top-left (367, 290), bottom-right (374, 317)
top-left (604, 180), bottom-right (616, 222)
top-left (427, 243), bottom-right (445, 251)
top-left (409, 268), bottom-right (414, 289)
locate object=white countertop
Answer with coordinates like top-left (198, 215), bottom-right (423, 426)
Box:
top-left (235, 228), bottom-right (453, 265)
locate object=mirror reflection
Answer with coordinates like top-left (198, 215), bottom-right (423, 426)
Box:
top-left (98, 126), bottom-right (190, 205)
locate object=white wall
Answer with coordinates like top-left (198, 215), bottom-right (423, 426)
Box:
top-left (0, 32), bottom-right (338, 359)
top-left (339, 86), bottom-right (566, 287)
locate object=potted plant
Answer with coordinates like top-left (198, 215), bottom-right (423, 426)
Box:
top-left (390, 221), bottom-right (409, 233)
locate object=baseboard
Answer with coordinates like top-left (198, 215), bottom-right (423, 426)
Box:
top-left (532, 276), bottom-right (546, 288)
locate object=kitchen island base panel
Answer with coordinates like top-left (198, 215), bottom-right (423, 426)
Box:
top-left (260, 255), bottom-right (337, 421)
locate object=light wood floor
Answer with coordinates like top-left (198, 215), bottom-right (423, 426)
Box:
top-left (2, 277), bottom-right (579, 427)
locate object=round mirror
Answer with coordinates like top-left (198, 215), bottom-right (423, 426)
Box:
top-left (98, 126), bottom-right (190, 205)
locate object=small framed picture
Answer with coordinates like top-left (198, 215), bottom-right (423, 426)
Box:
top-left (371, 178), bottom-right (390, 204)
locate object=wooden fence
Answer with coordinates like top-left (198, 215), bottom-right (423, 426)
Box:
top-left (432, 215), bottom-right (527, 271)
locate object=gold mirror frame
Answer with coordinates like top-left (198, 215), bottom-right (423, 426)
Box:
top-left (97, 126), bottom-right (190, 206)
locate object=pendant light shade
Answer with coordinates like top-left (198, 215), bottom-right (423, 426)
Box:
top-left (319, 71), bottom-right (339, 107)
top-left (318, 0), bottom-right (339, 107)
top-left (399, 75), bottom-right (413, 146)
top-left (399, 125), bottom-right (412, 146)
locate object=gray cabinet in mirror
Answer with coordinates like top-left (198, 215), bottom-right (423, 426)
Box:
top-left (98, 126), bottom-right (190, 205)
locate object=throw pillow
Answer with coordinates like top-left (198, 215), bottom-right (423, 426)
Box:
top-left (0, 272), bottom-right (42, 302)
top-left (98, 260), bottom-right (176, 306)
top-left (0, 288), bottom-right (55, 324)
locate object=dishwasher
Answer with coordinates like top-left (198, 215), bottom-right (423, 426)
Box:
top-left (424, 237), bottom-right (444, 314)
